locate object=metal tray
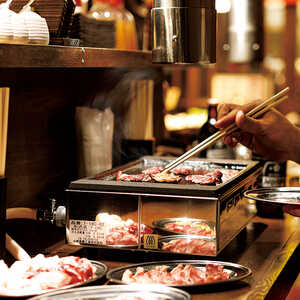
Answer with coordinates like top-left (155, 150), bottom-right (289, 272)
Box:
top-left (91, 243), bottom-right (139, 249)
top-left (106, 260), bottom-right (252, 288)
top-left (68, 156), bottom-right (260, 197)
top-left (0, 261), bottom-right (108, 298)
top-left (244, 187), bottom-right (300, 205)
top-left (28, 285), bottom-right (191, 300)
top-left (153, 217), bottom-right (216, 238)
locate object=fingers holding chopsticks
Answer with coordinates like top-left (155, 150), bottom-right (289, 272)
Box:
top-left (215, 100), bottom-right (261, 129)
top-left (216, 109), bottom-right (260, 150)
top-left (221, 109), bottom-right (270, 150)
top-left (162, 87), bottom-right (294, 173)
top-left (215, 101), bottom-right (261, 149)
top-left (215, 96), bottom-right (300, 163)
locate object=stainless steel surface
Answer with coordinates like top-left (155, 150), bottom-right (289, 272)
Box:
top-left (162, 88), bottom-right (289, 174)
top-left (159, 234), bottom-right (215, 243)
top-left (152, 217), bottom-right (215, 238)
top-left (106, 260), bottom-right (252, 288)
top-left (90, 243), bottom-right (139, 249)
top-left (151, 0), bottom-right (216, 64)
top-left (244, 187), bottom-right (300, 205)
top-left (0, 261), bottom-right (108, 298)
top-left (29, 285), bottom-right (191, 300)
top-left (228, 0), bottom-right (264, 63)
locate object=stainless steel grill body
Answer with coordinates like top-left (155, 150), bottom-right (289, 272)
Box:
top-left (66, 157), bottom-right (261, 257)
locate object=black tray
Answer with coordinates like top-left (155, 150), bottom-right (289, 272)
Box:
top-left (68, 156), bottom-right (261, 197)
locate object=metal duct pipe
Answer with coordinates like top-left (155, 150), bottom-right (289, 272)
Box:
top-left (228, 0), bottom-right (264, 63)
top-left (151, 0), bottom-right (216, 64)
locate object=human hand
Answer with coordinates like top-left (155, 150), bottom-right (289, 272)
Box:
top-left (214, 101), bottom-right (300, 163)
top-left (283, 205), bottom-right (300, 217)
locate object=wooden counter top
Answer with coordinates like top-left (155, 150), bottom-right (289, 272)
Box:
top-left (46, 214), bottom-right (300, 300)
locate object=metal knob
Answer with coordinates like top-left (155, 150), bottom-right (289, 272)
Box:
top-left (37, 199), bottom-right (66, 227)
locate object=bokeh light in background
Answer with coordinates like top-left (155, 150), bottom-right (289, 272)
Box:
top-left (164, 109), bottom-right (208, 131)
top-left (216, 0), bottom-right (231, 13)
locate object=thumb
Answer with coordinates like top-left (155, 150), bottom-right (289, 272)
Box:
top-left (235, 110), bottom-right (263, 134)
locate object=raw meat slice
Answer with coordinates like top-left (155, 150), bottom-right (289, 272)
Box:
top-left (122, 263), bottom-right (229, 285)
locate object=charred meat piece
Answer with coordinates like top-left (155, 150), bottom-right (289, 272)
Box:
top-left (184, 175), bottom-right (216, 185)
top-left (142, 166), bottom-right (164, 175)
top-left (170, 166), bottom-right (194, 175)
top-left (209, 170), bottom-right (223, 184)
top-left (116, 171), bottom-right (152, 182)
top-left (184, 170), bottom-right (223, 185)
top-left (221, 169), bottom-right (240, 182)
top-left (193, 168), bottom-right (210, 175)
top-left (151, 172), bottom-right (181, 183)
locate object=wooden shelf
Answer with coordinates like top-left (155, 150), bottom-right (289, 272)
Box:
top-left (0, 44), bottom-right (153, 68)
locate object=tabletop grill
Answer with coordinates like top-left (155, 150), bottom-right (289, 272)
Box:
top-left (66, 156), bottom-right (261, 257)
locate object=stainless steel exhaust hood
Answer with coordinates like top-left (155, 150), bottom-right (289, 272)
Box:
top-left (151, 0), bottom-right (216, 64)
top-left (228, 0), bottom-right (264, 64)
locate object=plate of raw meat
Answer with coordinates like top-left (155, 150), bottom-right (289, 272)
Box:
top-left (106, 260), bottom-right (252, 288)
top-left (158, 235), bottom-right (216, 256)
top-left (95, 212), bottom-right (153, 248)
top-left (0, 254), bottom-right (108, 297)
top-left (152, 218), bottom-right (215, 238)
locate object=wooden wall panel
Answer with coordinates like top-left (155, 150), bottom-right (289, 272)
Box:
top-left (2, 70), bottom-right (84, 209)
top-left (0, 68), bottom-right (164, 210)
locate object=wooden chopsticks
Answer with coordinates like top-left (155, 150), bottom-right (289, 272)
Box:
top-left (161, 87), bottom-right (290, 174)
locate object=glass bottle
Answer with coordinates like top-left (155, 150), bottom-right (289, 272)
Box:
top-left (88, 0), bottom-right (115, 21)
top-left (109, 0), bottom-right (138, 50)
top-left (86, 0), bottom-right (121, 48)
top-left (197, 98), bottom-right (234, 159)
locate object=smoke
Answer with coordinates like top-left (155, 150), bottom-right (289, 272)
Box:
top-left (90, 68), bottom-right (163, 167)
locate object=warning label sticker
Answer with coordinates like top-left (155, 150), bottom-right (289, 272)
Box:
top-left (68, 220), bottom-right (106, 245)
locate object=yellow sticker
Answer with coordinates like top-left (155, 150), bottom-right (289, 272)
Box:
top-left (144, 234), bottom-right (160, 249)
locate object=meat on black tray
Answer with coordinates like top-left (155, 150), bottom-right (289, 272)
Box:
top-left (116, 171), bottom-right (152, 182)
top-left (142, 166), bottom-right (164, 175)
top-left (170, 166), bottom-right (194, 175)
top-left (184, 171), bottom-right (223, 185)
top-left (151, 172), bottom-right (181, 183)
top-left (116, 168), bottom-right (224, 185)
